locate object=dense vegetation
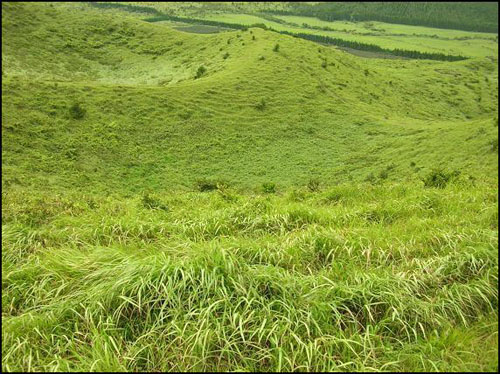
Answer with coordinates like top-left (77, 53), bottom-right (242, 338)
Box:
top-left (3, 180), bottom-right (498, 372)
top-left (2, 2), bottom-right (498, 372)
top-left (273, 2), bottom-right (499, 33)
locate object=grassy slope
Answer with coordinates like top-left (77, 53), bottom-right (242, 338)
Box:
top-left (114, 2), bottom-right (498, 58)
top-left (2, 2), bottom-right (499, 372)
top-left (193, 12), bottom-right (499, 58)
top-left (2, 2), bottom-right (498, 193)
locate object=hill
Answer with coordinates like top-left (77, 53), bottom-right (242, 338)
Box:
top-left (2, 2), bottom-right (498, 193)
top-left (2, 2), bottom-right (498, 372)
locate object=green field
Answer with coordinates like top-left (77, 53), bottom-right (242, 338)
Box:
top-left (2, 2), bottom-right (499, 372)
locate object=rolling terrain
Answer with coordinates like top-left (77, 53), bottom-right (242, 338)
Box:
top-left (2, 2), bottom-right (498, 372)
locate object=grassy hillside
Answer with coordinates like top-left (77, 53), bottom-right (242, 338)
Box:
top-left (2, 2), bottom-right (498, 193)
top-left (91, 2), bottom-right (499, 58)
top-left (2, 2), bottom-right (498, 372)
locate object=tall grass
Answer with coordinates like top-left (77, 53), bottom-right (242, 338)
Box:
top-left (2, 180), bottom-right (498, 371)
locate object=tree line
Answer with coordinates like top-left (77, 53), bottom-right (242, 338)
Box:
top-left (268, 2), bottom-right (498, 34)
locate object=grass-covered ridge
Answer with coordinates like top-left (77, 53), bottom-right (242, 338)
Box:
top-left (88, 2), bottom-right (469, 61)
top-left (2, 3), bottom-right (498, 192)
top-left (2, 2), bottom-right (499, 372)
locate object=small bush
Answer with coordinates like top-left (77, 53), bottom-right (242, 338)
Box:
top-left (422, 168), bottom-right (461, 188)
top-left (69, 103), bottom-right (86, 119)
top-left (490, 138), bottom-right (498, 153)
top-left (378, 169), bottom-right (389, 180)
top-left (255, 98), bottom-right (266, 111)
top-left (262, 182), bottom-right (276, 193)
top-left (321, 60), bottom-right (327, 69)
top-left (195, 65), bottom-right (207, 79)
top-left (307, 178), bottom-right (321, 192)
top-left (195, 178), bottom-right (218, 192)
top-left (141, 193), bottom-right (168, 211)
top-left (258, 55), bottom-right (265, 61)
top-left (222, 52), bottom-right (229, 59)
top-left (273, 43), bottom-right (280, 52)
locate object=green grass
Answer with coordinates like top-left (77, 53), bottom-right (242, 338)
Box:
top-left (2, 180), bottom-right (498, 371)
top-left (196, 13), bottom-right (497, 58)
top-left (2, 2), bottom-right (499, 372)
top-left (2, 3), bottom-right (498, 191)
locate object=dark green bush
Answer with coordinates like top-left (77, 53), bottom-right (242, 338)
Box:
top-left (273, 43), bottom-right (280, 52)
top-left (262, 182), bottom-right (276, 193)
top-left (307, 178), bottom-right (321, 192)
top-left (490, 138), bottom-right (498, 153)
top-left (195, 65), bottom-right (207, 79)
top-left (422, 169), bottom-right (461, 188)
top-left (141, 193), bottom-right (169, 211)
top-left (195, 178), bottom-right (218, 192)
top-left (69, 103), bottom-right (86, 119)
top-left (255, 98), bottom-right (266, 111)
top-left (378, 169), bottom-right (389, 180)
top-left (223, 52), bottom-right (229, 59)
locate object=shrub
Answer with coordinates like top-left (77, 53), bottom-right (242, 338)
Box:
top-left (422, 168), bottom-right (461, 188)
top-left (490, 138), bottom-right (498, 153)
top-left (69, 103), bottom-right (86, 119)
top-left (262, 182), bottom-right (276, 193)
top-left (258, 55), bottom-right (265, 61)
top-left (307, 178), bottom-right (321, 192)
top-left (195, 65), bottom-right (207, 79)
top-left (321, 60), bottom-right (327, 69)
top-left (222, 52), bottom-right (229, 59)
top-left (273, 43), bottom-right (280, 52)
top-left (195, 178), bottom-right (218, 192)
top-left (255, 98), bottom-right (266, 111)
top-left (141, 193), bottom-right (168, 211)
top-left (378, 169), bottom-right (389, 180)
